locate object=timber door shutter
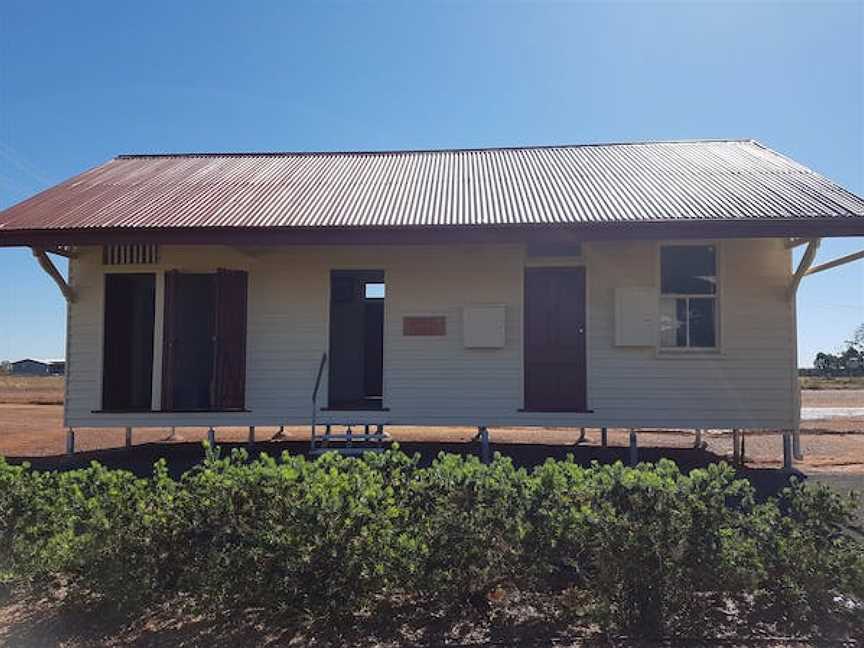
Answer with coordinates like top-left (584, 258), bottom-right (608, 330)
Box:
top-left (213, 268), bottom-right (248, 410)
top-left (160, 270), bottom-right (180, 411)
top-left (328, 273), bottom-right (367, 406)
top-left (524, 267), bottom-right (587, 411)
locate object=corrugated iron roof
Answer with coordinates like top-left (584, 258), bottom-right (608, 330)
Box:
top-left (1, 140), bottom-right (863, 233)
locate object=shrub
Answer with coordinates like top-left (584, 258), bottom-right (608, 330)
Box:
top-left (160, 446), bottom-right (420, 617)
top-left (407, 452), bottom-right (532, 606)
top-left (0, 456), bottom-right (180, 607)
top-left (0, 450), bottom-right (862, 639)
top-left (527, 459), bottom-right (762, 635)
top-left (746, 480), bottom-right (864, 633)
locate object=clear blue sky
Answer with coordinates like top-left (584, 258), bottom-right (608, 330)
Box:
top-left (0, 1), bottom-right (862, 366)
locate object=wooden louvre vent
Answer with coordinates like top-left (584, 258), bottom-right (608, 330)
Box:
top-left (403, 316), bottom-right (446, 336)
top-left (103, 244), bottom-right (160, 265)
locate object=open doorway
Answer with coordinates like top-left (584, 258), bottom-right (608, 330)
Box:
top-left (328, 270), bottom-right (385, 410)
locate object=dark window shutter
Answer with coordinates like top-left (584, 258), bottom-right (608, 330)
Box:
top-left (103, 273), bottom-right (155, 411)
top-left (213, 268), bottom-right (248, 410)
top-left (160, 270), bottom-right (180, 411)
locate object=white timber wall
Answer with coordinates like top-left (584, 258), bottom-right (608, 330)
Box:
top-left (64, 238), bottom-right (796, 430)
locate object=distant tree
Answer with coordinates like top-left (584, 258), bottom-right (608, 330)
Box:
top-left (847, 323), bottom-right (864, 353)
top-left (0, 361), bottom-right (10, 375)
top-left (814, 352), bottom-right (834, 375)
top-left (812, 324), bottom-right (864, 377)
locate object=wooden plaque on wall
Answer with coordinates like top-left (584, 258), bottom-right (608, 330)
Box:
top-left (403, 316), bottom-right (446, 336)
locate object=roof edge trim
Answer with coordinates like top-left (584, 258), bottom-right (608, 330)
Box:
top-left (114, 138), bottom-right (758, 159)
top-left (2, 217), bottom-right (864, 248)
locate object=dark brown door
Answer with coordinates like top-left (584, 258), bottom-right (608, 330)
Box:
top-left (524, 267), bottom-right (587, 411)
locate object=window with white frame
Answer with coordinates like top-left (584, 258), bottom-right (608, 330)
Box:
top-left (659, 244), bottom-right (718, 349)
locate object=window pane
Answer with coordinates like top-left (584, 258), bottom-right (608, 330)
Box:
top-left (365, 282), bottom-right (386, 299)
top-left (689, 298), bottom-right (716, 347)
top-left (660, 297), bottom-right (687, 347)
top-left (661, 245), bottom-right (716, 295)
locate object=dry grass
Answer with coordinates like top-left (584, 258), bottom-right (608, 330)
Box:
top-left (800, 375), bottom-right (864, 390)
top-left (0, 375), bottom-right (64, 405)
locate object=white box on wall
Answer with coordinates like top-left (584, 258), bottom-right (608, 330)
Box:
top-left (615, 287), bottom-right (658, 347)
top-left (463, 305), bottom-right (506, 348)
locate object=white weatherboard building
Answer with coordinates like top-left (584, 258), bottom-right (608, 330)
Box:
top-left (1, 141), bottom-right (863, 461)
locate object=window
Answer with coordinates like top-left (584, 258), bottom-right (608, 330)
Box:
top-left (102, 273), bottom-right (156, 410)
top-left (659, 245), bottom-right (718, 349)
top-left (364, 282), bottom-right (386, 299)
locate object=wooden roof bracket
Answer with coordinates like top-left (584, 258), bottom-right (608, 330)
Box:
top-left (789, 239), bottom-right (864, 297)
top-left (805, 248), bottom-right (864, 277)
top-left (47, 245), bottom-right (77, 258)
top-left (789, 238), bottom-right (820, 297)
top-left (785, 237), bottom-right (810, 249)
top-left (31, 247), bottom-right (75, 303)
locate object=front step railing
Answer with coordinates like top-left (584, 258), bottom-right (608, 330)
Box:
top-left (310, 423), bottom-right (388, 455)
top-left (310, 352), bottom-right (328, 443)
top-left (309, 352), bottom-right (389, 455)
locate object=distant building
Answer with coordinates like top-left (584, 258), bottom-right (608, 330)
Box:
top-left (9, 358), bottom-right (65, 376)
top-left (11, 359), bottom-right (49, 376)
top-left (48, 360), bottom-right (66, 376)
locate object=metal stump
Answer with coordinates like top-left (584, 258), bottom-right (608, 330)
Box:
top-left (478, 426), bottom-right (491, 464)
top-left (732, 429), bottom-right (741, 466)
top-left (782, 431), bottom-right (794, 471)
top-left (793, 428), bottom-right (804, 461)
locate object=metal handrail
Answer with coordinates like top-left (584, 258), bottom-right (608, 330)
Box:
top-left (312, 352), bottom-right (328, 404)
top-left (311, 352), bottom-right (328, 443)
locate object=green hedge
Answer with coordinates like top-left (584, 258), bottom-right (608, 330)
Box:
top-left (1, 447), bottom-right (862, 638)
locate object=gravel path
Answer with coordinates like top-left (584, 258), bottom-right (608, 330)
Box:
top-left (801, 407), bottom-right (864, 420)
top-left (801, 389), bottom-right (864, 407)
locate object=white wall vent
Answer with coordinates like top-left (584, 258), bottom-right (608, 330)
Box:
top-left (102, 244), bottom-right (160, 265)
top-left (463, 305), bottom-right (506, 348)
top-left (614, 287), bottom-right (658, 347)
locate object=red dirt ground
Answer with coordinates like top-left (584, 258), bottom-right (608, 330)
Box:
top-left (0, 377), bottom-right (861, 471)
top-left (1, 400), bottom-right (863, 473)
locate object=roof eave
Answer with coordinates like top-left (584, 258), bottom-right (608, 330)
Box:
top-left (2, 218), bottom-right (864, 248)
